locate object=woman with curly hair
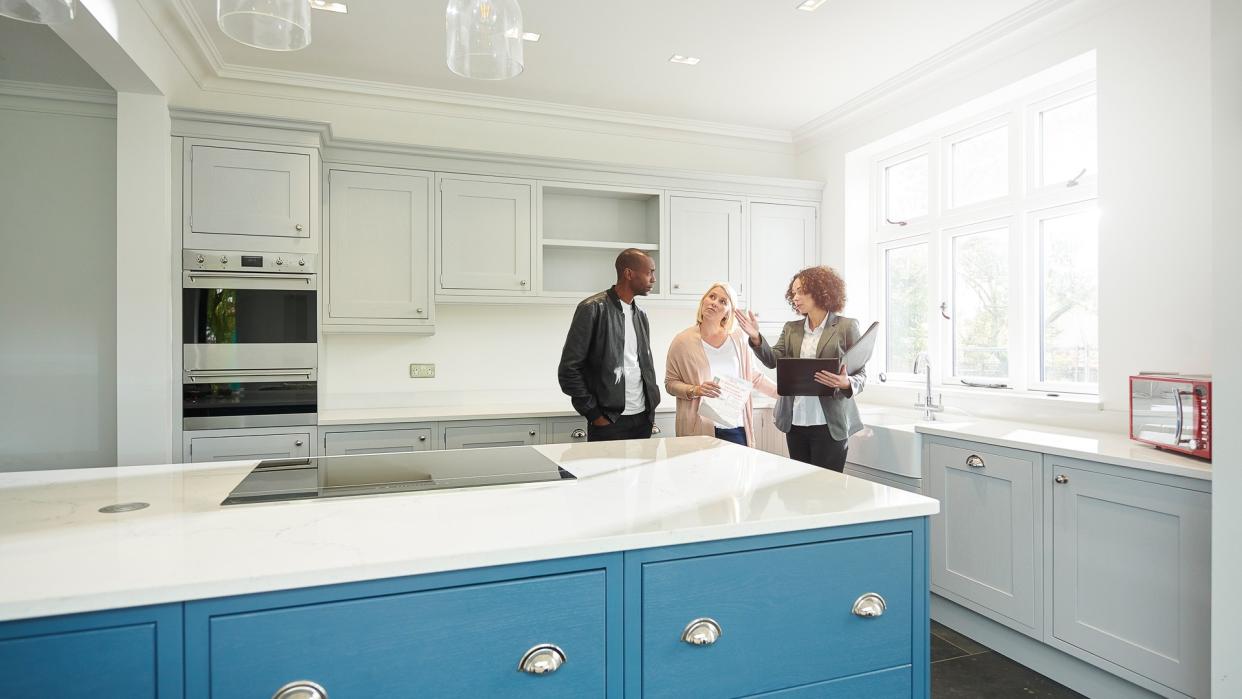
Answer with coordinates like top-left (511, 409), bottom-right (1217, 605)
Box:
top-left (734, 266), bottom-right (866, 472)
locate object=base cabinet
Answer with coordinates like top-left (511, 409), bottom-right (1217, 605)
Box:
top-left (184, 427), bottom-right (316, 463)
top-left (2, 518), bottom-right (929, 699)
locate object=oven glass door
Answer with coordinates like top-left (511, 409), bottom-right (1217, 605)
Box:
top-left (183, 377), bottom-right (317, 430)
top-left (183, 272), bottom-right (316, 372)
top-left (1131, 379), bottom-right (1197, 447)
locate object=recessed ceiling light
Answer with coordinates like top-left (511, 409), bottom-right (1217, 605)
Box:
top-left (669, 54), bottom-right (700, 66)
top-left (521, 31), bottom-right (541, 41)
top-left (310, 0), bottom-right (347, 13)
top-left (795, 0), bottom-right (828, 11)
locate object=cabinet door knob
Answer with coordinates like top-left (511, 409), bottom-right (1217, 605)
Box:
top-left (518, 644), bottom-right (566, 674)
top-left (529, 429), bottom-right (537, 436)
top-left (852, 593), bottom-right (887, 618)
top-left (272, 680), bottom-right (326, 699)
top-left (965, 454), bottom-right (985, 468)
top-left (295, 224), bottom-right (304, 231)
top-left (571, 428), bottom-right (585, 439)
top-left (418, 436), bottom-right (427, 441)
top-left (1054, 474), bottom-right (1069, 484)
top-left (294, 440), bottom-right (304, 447)
top-left (673, 283), bottom-right (680, 289)
top-left (681, 617), bottom-right (722, 646)
top-left (520, 280), bottom-right (527, 286)
top-left (416, 308), bottom-right (424, 314)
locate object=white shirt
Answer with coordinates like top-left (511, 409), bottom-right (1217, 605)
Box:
top-left (619, 300), bottom-right (647, 415)
top-left (701, 336), bottom-right (743, 428)
top-left (792, 314), bottom-right (830, 427)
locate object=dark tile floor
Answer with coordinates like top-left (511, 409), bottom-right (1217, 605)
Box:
top-left (931, 621), bottom-right (1085, 698)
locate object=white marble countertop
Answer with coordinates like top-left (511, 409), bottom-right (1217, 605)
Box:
top-left (852, 406), bottom-right (1210, 481)
top-left (0, 437), bottom-right (937, 623)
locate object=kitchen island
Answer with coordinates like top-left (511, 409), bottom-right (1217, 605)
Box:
top-left (0, 436), bottom-right (938, 698)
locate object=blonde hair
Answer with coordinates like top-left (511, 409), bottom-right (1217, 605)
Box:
top-left (696, 283), bottom-right (737, 333)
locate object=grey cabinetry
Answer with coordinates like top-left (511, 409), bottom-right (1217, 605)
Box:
top-left (928, 439), bottom-right (1041, 636)
top-left (322, 426), bottom-right (434, 456)
top-left (651, 412), bottom-right (676, 438)
top-left (437, 175), bottom-right (534, 294)
top-left (442, 419), bottom-right (544, 450)
top-left (1045, 457), bottom-right (1210, 698)
top-left (185, 428), bottom-right (315, 463)
top-left (324, 168), bottom-right (433, 332)
top-left (548, 417), bottom-right (588, 444)
top-left (748, 203), bottom-right (817, 326)
top-left (184, 141), bottom-right (317, 253)
top-left (668, 195), bottom-right (743, 298)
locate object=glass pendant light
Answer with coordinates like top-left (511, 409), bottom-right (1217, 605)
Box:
top-left (0, 0), bottom-right (74, 24)
top-left (218, 0), bottom-right (312, 52)
top-left (445, 0), bottom-right (524, 80)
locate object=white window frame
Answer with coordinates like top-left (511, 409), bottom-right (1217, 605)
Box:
top-left (870, 75), bottom-right (1098, 396)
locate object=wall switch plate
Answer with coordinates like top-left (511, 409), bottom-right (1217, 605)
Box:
top-left (409, 363), bottom-right (436, 378)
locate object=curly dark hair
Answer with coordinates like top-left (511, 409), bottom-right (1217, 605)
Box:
top-left (785, 266), bottom-right (847, 314)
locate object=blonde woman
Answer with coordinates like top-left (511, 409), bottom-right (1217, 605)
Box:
top-left (665, 283), bottom-right (777, 446)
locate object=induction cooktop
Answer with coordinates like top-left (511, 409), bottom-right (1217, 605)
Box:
top-left (221, 446), bottom-right (575, 506)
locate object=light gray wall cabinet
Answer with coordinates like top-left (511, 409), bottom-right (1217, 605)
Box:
top-left (184, 141), bottom-right (317, 254)
top-left (184, 427), bottom-right (316, 463)
top-left (1044, 456), bottom-right (1210, 698)
top-left (748, 203), bottom-right (817, 326)
top-left (324, 168), bottom-right (433, 332)
top-left (927, 439), bottom-right (1042, 636)
top-left (436, 175), bottom-right (534, 295)
top-left (668, 195), bottom-right (744, 298)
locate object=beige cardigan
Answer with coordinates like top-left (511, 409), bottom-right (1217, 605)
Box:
top-left (664, 326), bottom-right (779, 447)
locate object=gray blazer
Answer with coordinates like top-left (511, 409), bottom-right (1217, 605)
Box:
top-left (750, 313), bottom-right (866, 441)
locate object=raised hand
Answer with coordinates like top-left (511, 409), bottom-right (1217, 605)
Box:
top-left (733, 308), bottom-right (761, 343)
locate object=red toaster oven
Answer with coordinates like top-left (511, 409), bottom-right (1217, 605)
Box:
top-left (1129, 373), bottom-right (1212, 460)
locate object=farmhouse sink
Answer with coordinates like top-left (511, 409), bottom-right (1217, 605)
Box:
top-left (848, 408), bottom-right (929, 479)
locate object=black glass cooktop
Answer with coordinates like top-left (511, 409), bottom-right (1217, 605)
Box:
top-left (221, 446), bottom-right (575, 506)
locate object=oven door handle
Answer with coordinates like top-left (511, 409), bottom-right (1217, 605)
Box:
top-left (185, 369), bottom-right (315, 383)
top-left (184, 271), bottom-right (316, 290)
top-left (1174, 389), bottom-right (1189, 444)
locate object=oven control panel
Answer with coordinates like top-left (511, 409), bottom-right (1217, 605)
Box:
top-left (183, 249), bottom-right (317, 274)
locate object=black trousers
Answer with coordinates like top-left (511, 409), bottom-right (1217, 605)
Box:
top-left (587, 412), bottom-right (655, 442)
top-left (786, 424), bottom-right (849, 472)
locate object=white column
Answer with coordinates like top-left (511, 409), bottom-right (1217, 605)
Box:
top-left (115, 93), bottom-right (173, 466)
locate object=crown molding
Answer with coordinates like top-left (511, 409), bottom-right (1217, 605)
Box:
top-left (0, 79), bottom-right (116, 105)
top-left (791, 0), bottom-right (1082, 145)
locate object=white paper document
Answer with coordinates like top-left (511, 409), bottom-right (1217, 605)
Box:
top-left (698, 374), bottom-right (752, 428)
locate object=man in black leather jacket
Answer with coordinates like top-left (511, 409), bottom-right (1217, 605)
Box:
top-left (557, 249), bottom-right (661, 441)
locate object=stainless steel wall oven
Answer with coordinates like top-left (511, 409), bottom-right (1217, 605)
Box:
top-left (182, 250), bottom-right (318, 429)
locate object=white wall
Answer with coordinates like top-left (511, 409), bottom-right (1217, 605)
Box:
top-left (1211, 0), bottom-right (1242, 692)
top-left (795, 0), bottom-right (1212, 420)
top-left (322, 303), bottom-right (697, 409)
top-left (0, 94), bottom-right (117, 471)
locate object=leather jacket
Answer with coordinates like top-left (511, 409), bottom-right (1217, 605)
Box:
top-left (557, 287), bottom-right (661, 423)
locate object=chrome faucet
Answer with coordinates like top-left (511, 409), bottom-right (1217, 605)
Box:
top-left (912, 351), bottom-right (943, 421)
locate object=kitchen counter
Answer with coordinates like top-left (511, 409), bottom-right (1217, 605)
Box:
top-left (0, 436), bottom-right (937, 623)
top-left (855, 405), bottom-right (1210, 481)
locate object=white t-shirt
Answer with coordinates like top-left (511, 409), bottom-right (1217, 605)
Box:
top-left (620, 300), bottom-right (647, 415)
top-left (792, 314), bottom-right (830, 427)
top-left (701, 336), bottom-right (743, 428)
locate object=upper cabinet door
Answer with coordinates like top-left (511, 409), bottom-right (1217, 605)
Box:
top-left (668, 196), bottom-right (742, 297)
top-left (186, 144), bottom-right (315, 253)
top-left (326, 169), bottom-right (432, 324)
top-left (438, 175), bottom-right (533, 293)
top-left (749, 203), bottom-right (817, 324)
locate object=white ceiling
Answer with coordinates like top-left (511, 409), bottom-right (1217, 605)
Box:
top-left (183, 0), bottom-right (1049, 133)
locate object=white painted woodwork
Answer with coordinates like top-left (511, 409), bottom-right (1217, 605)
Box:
top-left (438, 175), bottom-right (533, 293)
top-left (186, 143), bottom-right (314, 253)
top-left (325, 169), bottom-right (432, 327)
top-left (748, 203), bottom-right (817, 324)
top-left (668, 196), bottom-right (743, 297)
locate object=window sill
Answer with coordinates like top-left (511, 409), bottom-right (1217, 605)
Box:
top-left (865, 380), bottom-right (1101, 408)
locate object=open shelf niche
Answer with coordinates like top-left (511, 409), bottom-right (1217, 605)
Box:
top-left (540, 184), bottom-right (662, 295)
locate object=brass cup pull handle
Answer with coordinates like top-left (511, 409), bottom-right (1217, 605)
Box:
top-left (852, 593), bottom-right (887, 618)
top-left (965, 455), bottom-right (985, 469)
top-left (681, 617), bottom-right (722, 646)
top-left (272, 680), bottom-right (326, 699)
top-left (518, 644), bottom-right (566, 675)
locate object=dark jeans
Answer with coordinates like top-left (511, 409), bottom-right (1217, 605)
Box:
top-left (786, 424), bottom-right (849, 472)
top-left (587, 412), bottom-right (655, 442)
top-left (714, 426), bottom-right (747, 446)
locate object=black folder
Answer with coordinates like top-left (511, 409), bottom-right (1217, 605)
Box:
top-left (774, 321), bottom-right (879, 397)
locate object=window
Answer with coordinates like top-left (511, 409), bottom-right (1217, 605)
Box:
top-left (872, 78), bottom-right (1098, 395)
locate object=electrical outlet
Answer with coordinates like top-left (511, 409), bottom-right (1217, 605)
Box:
top-left (409, 363), bottom-right (436, 379)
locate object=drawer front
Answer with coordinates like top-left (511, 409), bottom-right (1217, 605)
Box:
top-left (203, 570), bottom-right (606, 698)
top-left (548, 418), bottom-right (588, 444)
top-left (443, 422), bottom-right (543, 449)
top-left (188, 431), bottom-right (312, 463)
top-left (323, 428), bottom-right (433, 455)
top-left (928, 441), bottom-right (1039, 632)
top-left (750, 665), bottom-right (912, 697)
top-left (640, 533), bottom-right (913, 697)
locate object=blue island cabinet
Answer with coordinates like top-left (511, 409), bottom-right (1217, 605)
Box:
top-left (0, 517), bottom-right (928, 698)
